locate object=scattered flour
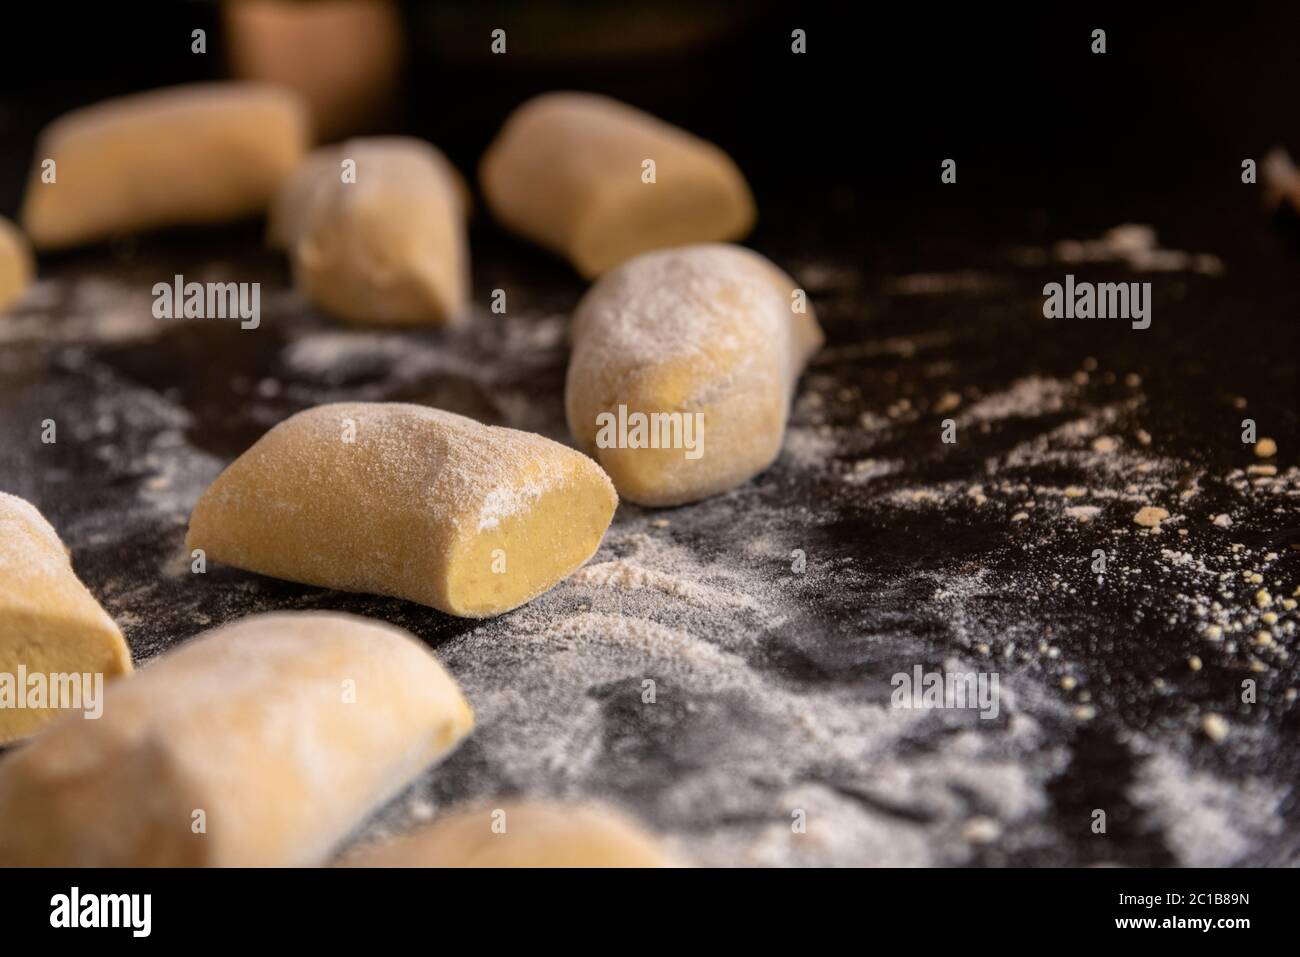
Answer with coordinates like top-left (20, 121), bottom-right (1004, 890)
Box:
top-left (1047, 224), bottom-right (1224, 276)
top-left (1130, 749), bottom-right (1285, 866)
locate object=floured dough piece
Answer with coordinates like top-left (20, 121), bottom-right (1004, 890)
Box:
top-left (268, 137), bottom-right (470, 324)
top-left (187, 403), bottom-right (617, 617)
top-left (480, 92), bottom-right (755, 278)
top-left (21, 82), bottom-right (309, 249)
top-left (343, 801), bottom-right (675, 868)
top-left (567, 244), bottom-right (823, 506)
top-left (0, 492), bottom-right (132, 744)
top-left (0, 611), bottom-right (473, 866)
top-left (0, 217), bottom-right (35, 313)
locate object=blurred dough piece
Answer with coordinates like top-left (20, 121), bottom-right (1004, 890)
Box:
top-left (186, 403), bottom-right (617, 617)
top-left (480, 92), bottom-right (755, 278)
top-left (20, 82), bottom-right (309, 249)
top-left (0, 217), bottom-right (34, 313)
top-left (567, 243), bottom-right (823, 506)
top-left (1262, 147), bottom-right (1300, 214)
top-left (224, 0), bottom-right (403, 140)
top-left (0, 492), bottom-right (132, 744)
top-left (344, 801), bottom-right (674, 867)
top-left (269, 137), bottom-right (469, 324)
top-left (0, 612), bottom-right (473, 866)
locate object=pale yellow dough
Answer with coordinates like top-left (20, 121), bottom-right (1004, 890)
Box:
top-left (0, 611), bottom-right (473, 867)
top-left (268, 137), bottom-right (470, 324)
top-left (480, 92), bottom-right (756, 278)
top-left (0, 217), bottom-right (35, 313)
top-left (187, 403), bottom-right (618, 617)
top-left (21, 82), bottom-right (309, 249)
top-left (566, 244), bottom-right (823, 506)
top-left (0, 492), bottom-right (132, 744)
top-left (343, 801), bottom-right (675, 868)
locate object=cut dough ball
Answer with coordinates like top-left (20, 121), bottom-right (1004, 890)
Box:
top-left (343, 801), bottom-right (675, 868)
top-left (21, 83), bottom-right (309, 249)
top-left (187, 403), bottom-right (617, 617)
top-left (480, 92), bottom-right (755, 278)
top-left (0, 611), bottom-right (473, 866)
top-left (0, 492), bottom-right (132, 744)
top-left (566, 243), bottom-right (823, 506)
top-left (268, 137), bottom-right (469, 324)
top-left (0, 217), bottom-right (35, 313)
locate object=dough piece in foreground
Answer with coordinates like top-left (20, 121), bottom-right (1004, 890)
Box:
top-left (268, 137), bottom-right (470, 324)
top-left (20, 82), bottom-right (309, 249)
top-left (343, 801), bottom-right (675, 868)
top-left (0, 217), bottom-right (35, 313)
top-left (187, 403), bottom-right (618, 617)
top-left (480, 92), bottom-right (755, 278)
top-left (0, 492), bottom-right (132, 744)
top-left (566, 243), bottom-right (823, 506)
top-left (0, 611), bottom-right (473, 867)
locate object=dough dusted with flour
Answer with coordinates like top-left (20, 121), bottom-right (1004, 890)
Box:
top-left (268, 137), bottom-right (470, 324)
top-left (480, 92), bottom-right (755, 278)
top-left (0, 217), bottom-right (34, 313)
top-left (21, 83), bottom-right (309, 249)
top-left (566, 244), bottom-right (823, 506)
top-left (0, 612), bottom-right (472, 867)
top-left (343, 801), bottom-right (674, 868)
top-left (187, 403), bottom-right (618, 617)
top-left (0, 492), bottom-right (132, 744)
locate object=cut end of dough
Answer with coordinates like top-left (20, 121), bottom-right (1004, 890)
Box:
top-left (445, 457), bottom-right (618, 617)
top-left (568, 148), bottom-right (756, 279)
top-left (0, 216), bottom-right (35, 313)
top-left (0, 492), bottom-right (133, 745)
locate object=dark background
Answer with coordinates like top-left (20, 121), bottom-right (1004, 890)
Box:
top-left (2, 2), bottom-right (1300, 238)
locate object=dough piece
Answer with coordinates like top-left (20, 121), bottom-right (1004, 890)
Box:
top-left (0, 492), bottom-right (132, 744)
top-left (0, 611), bottom-right (473, 867)
top-left (480, 92), bottom-right (755, 278)
top-left (343, 801), bottom-right (674, 868)
top-left (0, 217), bottom-right (35, 313)
top-left (268, 137), bottom-right (469, 324)
top-left (20, 83), bottom-right (310, 250)
top-left (224, 0), bottom-right (404, 140)
top-left (187, 403), bottom-right (617, 617)
top-left (566, 243), bottom-right (823, 506)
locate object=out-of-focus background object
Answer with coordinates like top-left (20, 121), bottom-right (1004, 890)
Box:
top-left (20, 83), bottom-right (309, 249)
top-left (224, 0), bottom-right (404, 140)
top-left (403, 0), bottom-right (754, 64)
top-left (0, 215), bottom-right (34, 310)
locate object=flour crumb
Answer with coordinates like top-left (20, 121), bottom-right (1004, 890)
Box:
top-left (1201, 714), bottom-right (1230, 742)
top-left (1134, 506), bottom-right (1170, 528)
